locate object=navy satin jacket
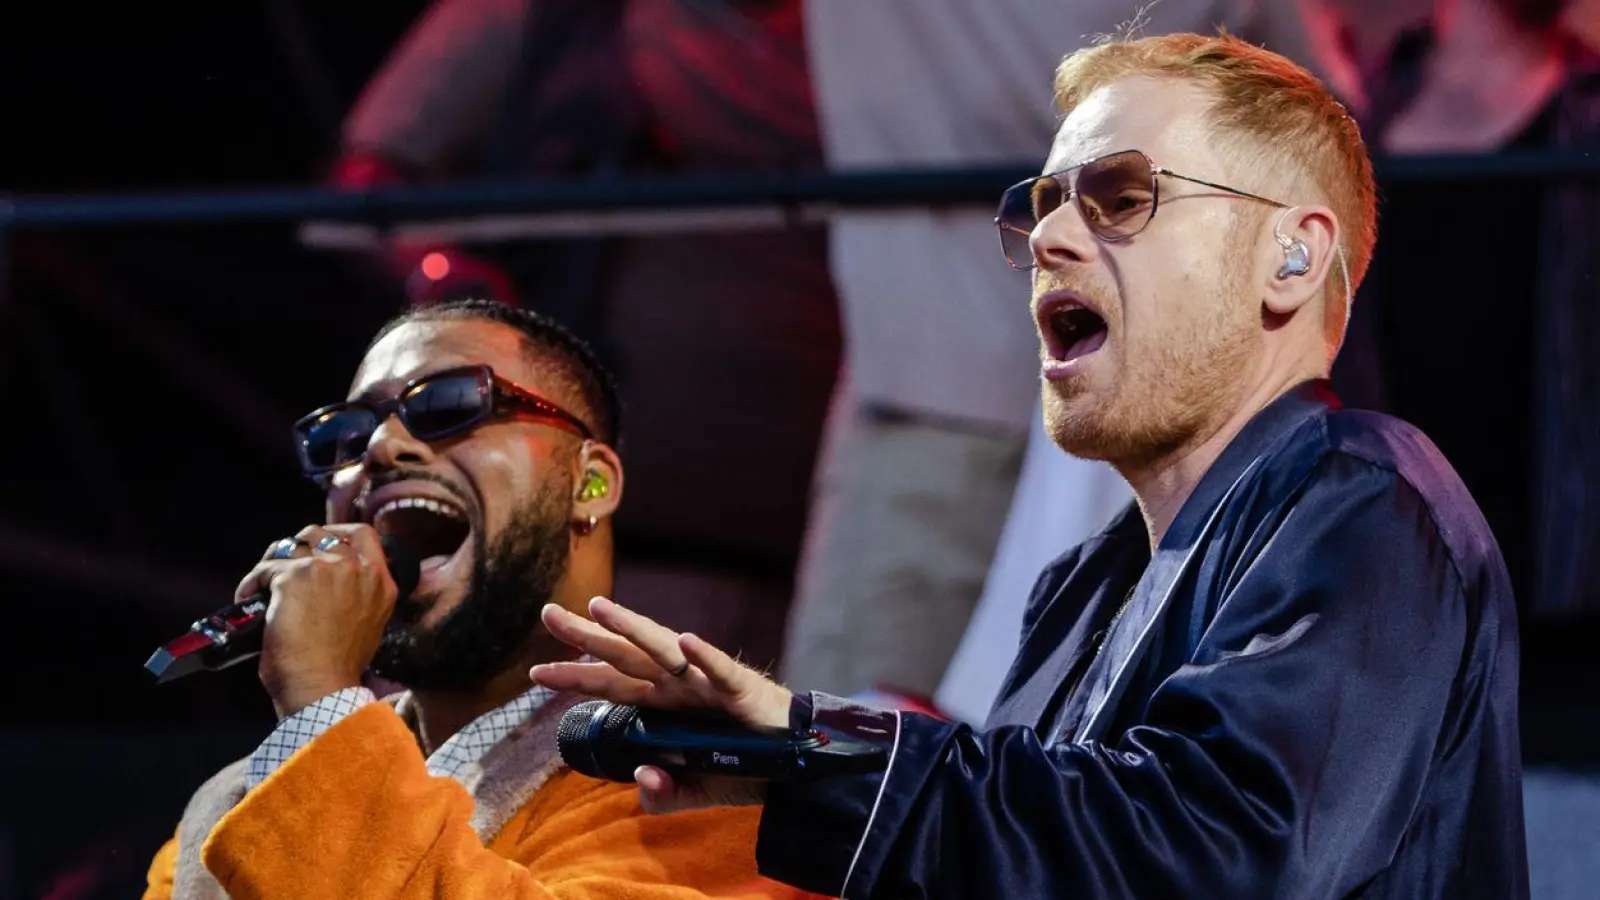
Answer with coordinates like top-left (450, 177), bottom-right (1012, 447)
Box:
top-left (756, 381), bottom-right (1528, 899)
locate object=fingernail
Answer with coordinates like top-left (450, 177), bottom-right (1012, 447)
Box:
top-left (590, 596), bottom-right (613, 612)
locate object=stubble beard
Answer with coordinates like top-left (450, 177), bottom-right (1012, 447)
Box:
top-left (1045, 255), bottom-right (1259, 468)
top-left (368, 476), bottom-right (573, 693)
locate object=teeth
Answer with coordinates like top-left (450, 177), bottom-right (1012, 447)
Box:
top-left (373, 497), bottom-right (465, 521)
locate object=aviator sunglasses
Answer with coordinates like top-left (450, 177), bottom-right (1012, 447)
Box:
top-left (994, 148), bottom-right (1286, 269)
top-left (292, 364), bottom-right (595, 480)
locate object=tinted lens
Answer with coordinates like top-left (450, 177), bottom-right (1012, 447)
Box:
top-left (401, 371), bottom-right (491, 439)
top-left (997, 174), bottom-right (1063, 268)
top-left (1076, 151), bottom-right (1156, 240)
top-left (298, 406), bottom-right (379, 473)
top-left (995, 151), bottom-right (1156, 268)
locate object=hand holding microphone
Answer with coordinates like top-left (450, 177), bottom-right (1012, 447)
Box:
top-left (146, 525), bottom-right (418, 721)
top-left (533, 598), bottom-right (891, 811)
top-left (246, 524), bottom-right (418, 719)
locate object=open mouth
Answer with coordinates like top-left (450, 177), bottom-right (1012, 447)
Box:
top-left (368, 497), bottom-right (471, 577)
top-left (1043, 301), bottom-right (1109, 363)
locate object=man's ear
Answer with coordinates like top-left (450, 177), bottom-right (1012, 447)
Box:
top-left (571, 440), bottom-right (623, 526)
top-left (1262, 204), bottom-right (1339, 318)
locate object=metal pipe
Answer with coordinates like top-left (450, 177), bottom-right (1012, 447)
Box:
top-left (5, 150), bottom-right (1595, 232)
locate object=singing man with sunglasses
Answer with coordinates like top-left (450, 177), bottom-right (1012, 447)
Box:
top-left (529, 31), bottom-right (1529, 900)
top-left (142, 298), bottom-right (818, 900)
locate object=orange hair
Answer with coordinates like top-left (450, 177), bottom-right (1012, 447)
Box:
top-left (1053, 31), bottom-right (1376, 349)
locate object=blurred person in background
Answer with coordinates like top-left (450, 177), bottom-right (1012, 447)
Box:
top-left (327, 0), bottom-right (841, 670)
top-left (1299, 0), bottom-right (1600, 620)
top-left (143, 299), bottom-right (816, 900)
top-left (788, 0), bottom-right (1326, 716)
top-left (1298, 7), bottom-right (1600, 892)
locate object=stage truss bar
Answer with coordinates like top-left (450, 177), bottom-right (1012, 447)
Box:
top-left (2, 150), bottom-right (1596, 234)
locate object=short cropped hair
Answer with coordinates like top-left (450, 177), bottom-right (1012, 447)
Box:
top-left (1053, 31), bottom-right (1377, 347)
top-left (369, 299), bottom-right (622, 446)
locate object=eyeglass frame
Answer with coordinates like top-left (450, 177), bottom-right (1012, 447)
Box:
top-left (994, 147), bottom-right (1353, 314)
top-left (292, 363), bottom-right (596, 482)
top-left (994, 148), bottom-right (1292, 270)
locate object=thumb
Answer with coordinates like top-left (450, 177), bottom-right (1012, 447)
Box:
top-left (633, 766), bottom-right (766, 813)
top-left (635, 765), bottom-right (695, 814)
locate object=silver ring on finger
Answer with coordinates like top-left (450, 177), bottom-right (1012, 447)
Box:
top-left (315, 534), bottom-right (347, 553)
top-left (269, 537), bottom-right (307, 560)
top-left (666, 659), bottom-right (690, 678)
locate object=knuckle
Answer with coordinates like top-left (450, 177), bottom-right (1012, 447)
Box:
top-left (310, 553), bottom-right (344, 571)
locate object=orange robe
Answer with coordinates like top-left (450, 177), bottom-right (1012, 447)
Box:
top-left (143, 698), bottom-right (825, 900)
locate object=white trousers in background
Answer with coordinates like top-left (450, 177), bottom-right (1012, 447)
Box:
top-left (935, 400), bottom-right (1131, 725)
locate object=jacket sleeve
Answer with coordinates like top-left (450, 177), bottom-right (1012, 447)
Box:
top-left (201, 703), bottom-right (816, 900)
top-left (756, 457), bottom-right (1477, 899)
top-left (141, 831), bottom-right (179, 900)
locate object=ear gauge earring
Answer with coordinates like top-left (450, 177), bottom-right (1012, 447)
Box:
top-left (572, 515), bottom-right (598, 536)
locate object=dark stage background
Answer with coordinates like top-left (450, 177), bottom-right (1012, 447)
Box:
top-left (0, 5), bottom-right (1596, 898)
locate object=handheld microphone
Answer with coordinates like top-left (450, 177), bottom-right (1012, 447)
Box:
top-left (143, 535), bottom-right (419, 683)
top-left (556, 699), bottom-right (887, 782)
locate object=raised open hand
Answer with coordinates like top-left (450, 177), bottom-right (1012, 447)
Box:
top-left (531, 597), bottom-right (794, 812)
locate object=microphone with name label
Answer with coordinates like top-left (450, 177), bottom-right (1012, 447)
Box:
top-left (556, 699), bottom-right (888, 782)
top-left (143, 535), bottom-right (419, 683)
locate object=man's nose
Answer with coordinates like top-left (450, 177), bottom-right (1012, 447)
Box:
top-left (364, 413), bottom-right (434, 471)
top-left (1030, 195), bottom-right (1099, 270)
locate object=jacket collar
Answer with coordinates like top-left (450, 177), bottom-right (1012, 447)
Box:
top-left (1157, 379), bottom-right (1338, 554)
top-left (1069, 379), bottom-right (1337, 744)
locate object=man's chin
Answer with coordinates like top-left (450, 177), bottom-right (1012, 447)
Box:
top-left (369, 623), bottom-right (453, 689)
top-left (1043, 390), bottom-right (1114, 459)
top-left (1049, 423), bottom-right (1119, 462)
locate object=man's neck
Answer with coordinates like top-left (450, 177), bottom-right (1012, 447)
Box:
top-left (1117, 370), bottom-right (1313, 549)
top-left (1427, 0), bottom-right (1562, 104)
top-left (400, 569), bottom-right (612, 755)
top-left (408, 658), bottom-right (538, 756)
top-left (1334, 0), bottom-right (1564, 151)
top-left (1335, 9), bottom-right (1428, 80)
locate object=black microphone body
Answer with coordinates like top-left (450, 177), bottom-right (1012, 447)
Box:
top-left (557, 699), bottom-right (887, 782)
top-left (144, 535), bottom-right (419, 683)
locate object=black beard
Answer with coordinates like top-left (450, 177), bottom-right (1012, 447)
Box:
top-left (368, 488), bottom-right (570, 692)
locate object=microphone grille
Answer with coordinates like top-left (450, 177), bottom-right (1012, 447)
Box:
top-left (557, 699), bottom-right (641, 781)
top-left (379, 534), bottom-right (421, 600)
